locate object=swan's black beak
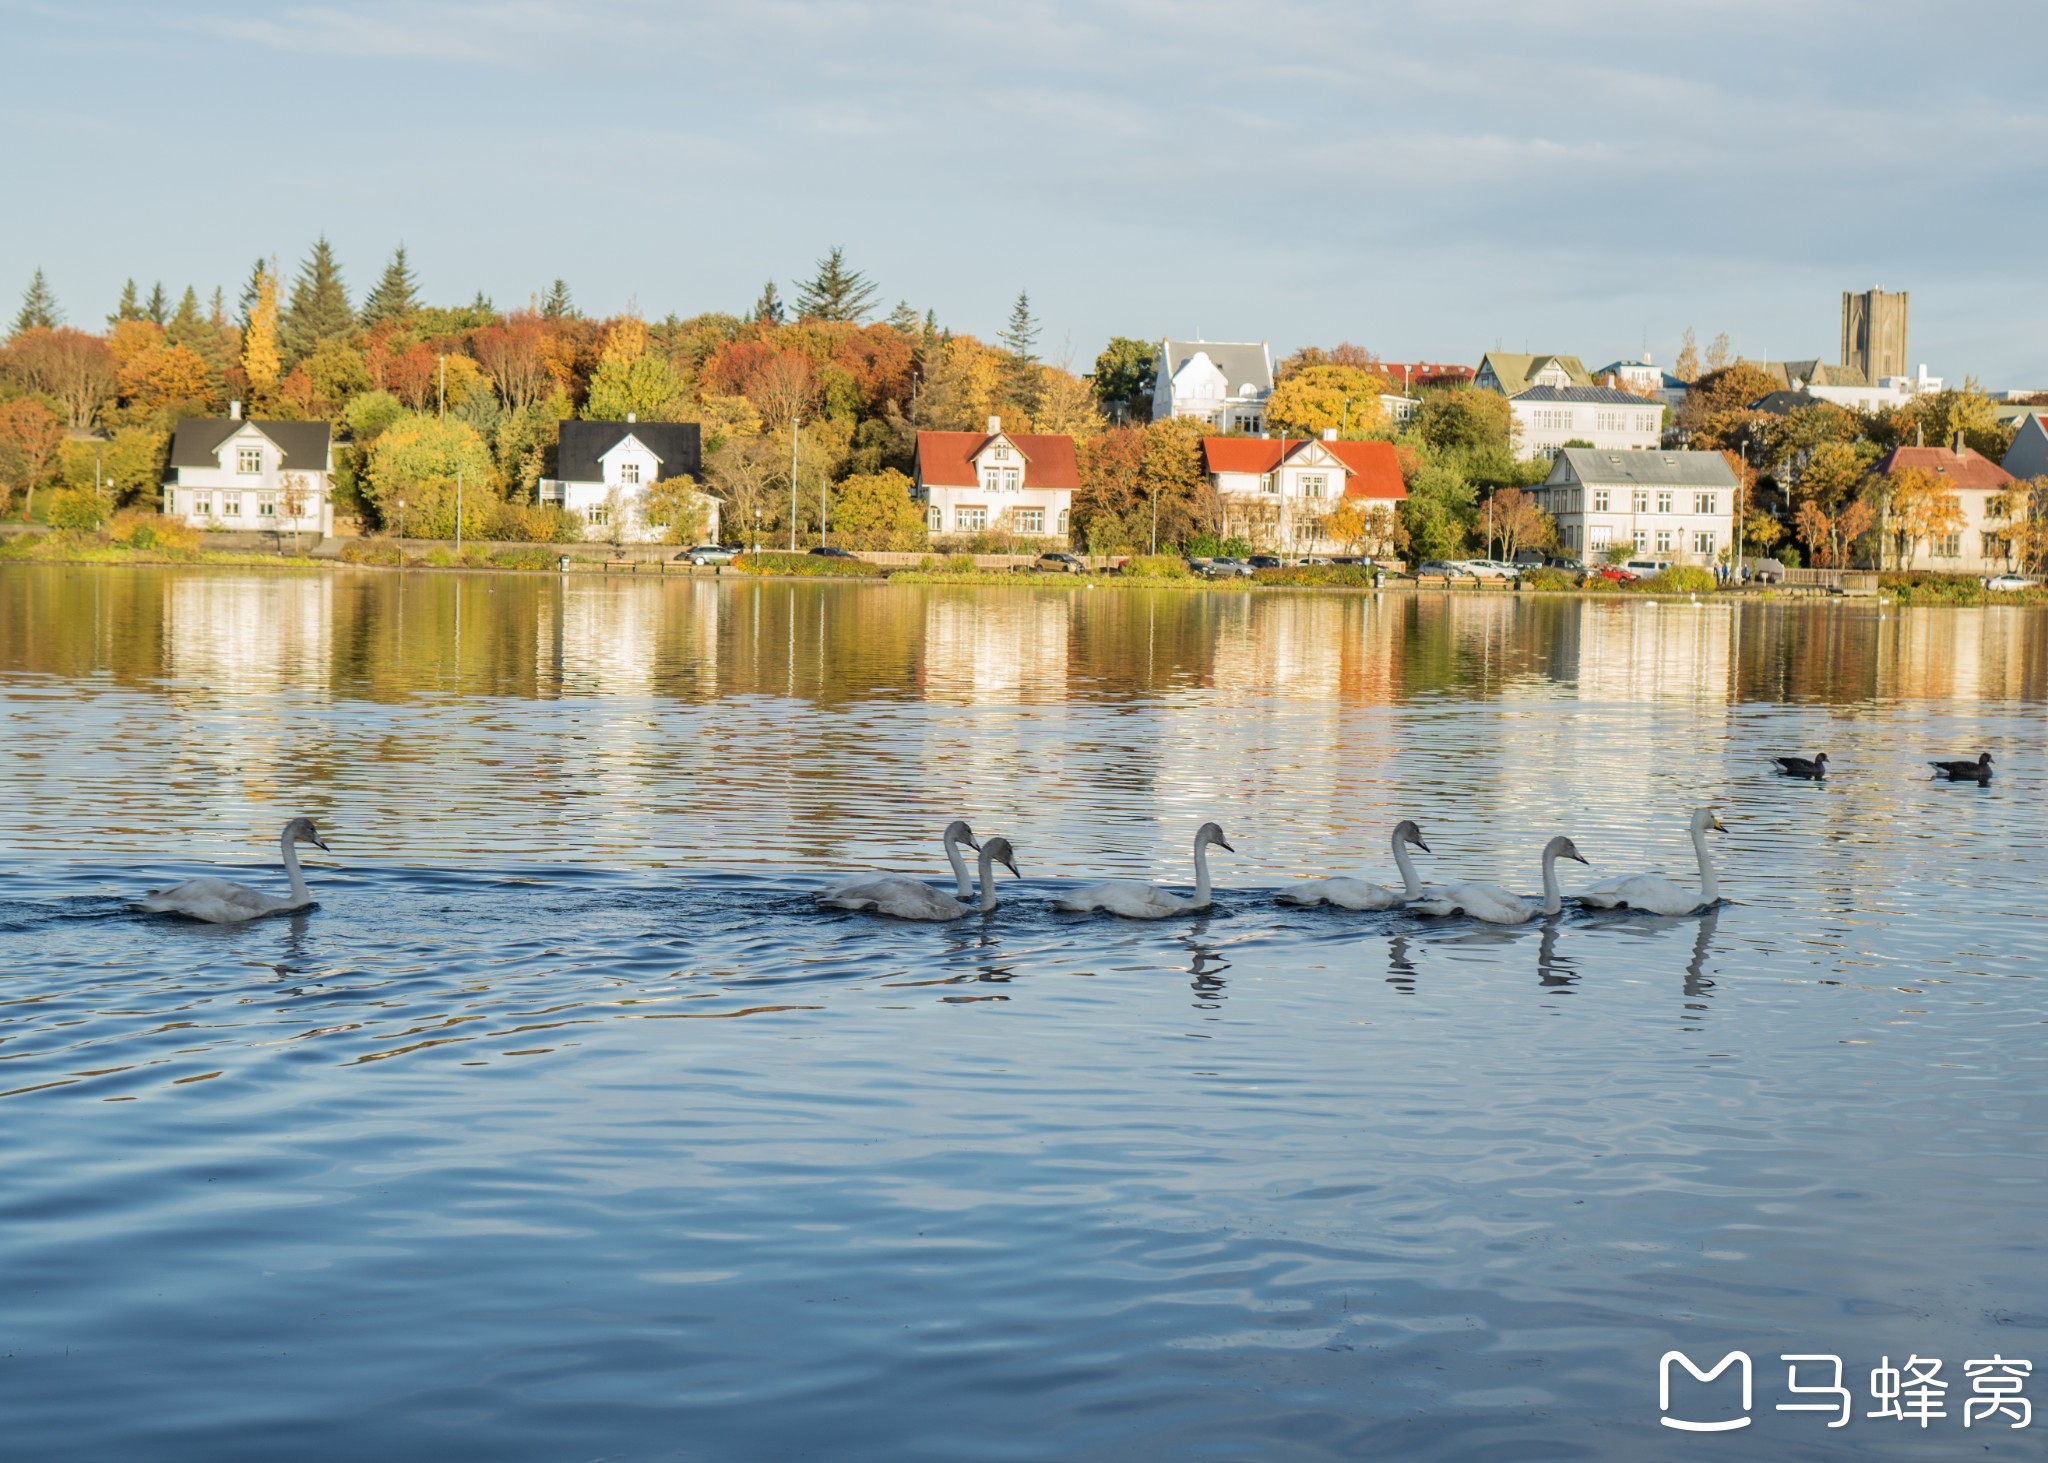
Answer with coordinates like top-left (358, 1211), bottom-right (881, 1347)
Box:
top-left (1569, 850), bottom-right (1588, 865)
top-left (1002, 857), bottom-right (1020, 877)
top-left (1412, 835), bottom-right (1432, 854)
top-left (312, 837), bottom-right (330, 852)
top-left (1217, 839), bottom-right (1236, 853)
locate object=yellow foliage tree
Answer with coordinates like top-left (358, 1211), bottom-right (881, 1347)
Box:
top-left (1885, 465), bottom-right (1964, 568)
top-left (243, 265), bottom-right (282, 396)
top-left (1265, 365), bottom-right (1388, 439)
top-left (1030, 366), bottom-right (1105, 440)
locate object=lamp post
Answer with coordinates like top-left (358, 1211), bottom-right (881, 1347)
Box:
top-left (788, 416), bottom-right (800, 552)
top-left (397, 497), bottom-right (406, 552)
top-left (454, 466), bottom-right (463, 553)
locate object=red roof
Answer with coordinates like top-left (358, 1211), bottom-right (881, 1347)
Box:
top-left (1871, 445), bottom-right (2014, 492)
top-left (1374, 360), bottom-right (1473, 386)
top-left (1201, 437), bottom-right (1406, 500)
top-left (914, 430), bottom-right (1080, 490)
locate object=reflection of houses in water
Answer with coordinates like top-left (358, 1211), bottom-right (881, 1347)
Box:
top-left (164, 573), bottom-right (333, 691)
top-left (921, 592), bottom-right (1070, 705)
top-left (539, 577), bottom-right (721, 697)
top-left (1877, 608), bottom-right (2037, 703)
top-left (1566, 600), bottom-right (1736, 702)
top-left (1211, 596), bottom-right (1343, 701)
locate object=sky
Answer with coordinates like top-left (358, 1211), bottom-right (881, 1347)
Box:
top-left (4, 0), bottom-right (2044, 383)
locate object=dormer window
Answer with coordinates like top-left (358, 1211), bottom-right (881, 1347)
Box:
top-left (992, 445), bottom-right (1011, 461)
top-left (237, 447), bottom-right (261, 475)
top-left (621, 461), bottom-right (642, 485)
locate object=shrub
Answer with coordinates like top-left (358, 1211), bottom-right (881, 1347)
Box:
top-left (338, 540), bottom-right (402, 566)
top-left (732, 551), bottom-right (887, 577)
top-left (107, 509), bottom-right (200, 553)
top-left (46, 488), bottom-right (108, 531)
top-left (1519, 567), bottom-right (1578, 591)
top-left (1121, 554), bottom-right (1193, 580)
top-left (1636, 566), bottom-right (1717, 594)
top-left (1252, 564), bottom-right (1379, 587)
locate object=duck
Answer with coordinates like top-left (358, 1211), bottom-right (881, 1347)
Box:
top-left (1278, 820), bottom-right (1431, 910)
top-left (1929, 751), bottom-right (1992, 780)
top-left (820, 838), bottom-right (1019, 921)
top-left (1408, 835), bottom-right (1588, 925)
top-left (1772, 752), bottom-right (1828, 779)
top-left (1576, 808), bottom-right (1725, 917)
top-left (137, 817), bottom-right (329, 923)
top-left (1056, 821), bottom-right (1233, 919)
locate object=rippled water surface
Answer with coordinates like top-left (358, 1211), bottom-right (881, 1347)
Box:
top-left (3, 566), bottom-right (2046, 1460)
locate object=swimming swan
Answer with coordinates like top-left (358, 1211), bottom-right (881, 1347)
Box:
top-left (821, 837), bottom-right (1019, 920)
top-left (1055, 821), bottom-right (1234, 919)
top-left (1278, 820), bottom-right (1431, 909)
top-left (1408, 835), bottom-right (1587, 925)
top-left (819, 819), bottom-right (980, 908)
top-left (1577, 807), bottom-right (1725, 916)
top-left (137, 817), bottom-right (329, 923)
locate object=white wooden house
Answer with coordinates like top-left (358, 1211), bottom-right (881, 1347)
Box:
top-left (163, 408), bottom-right (334, 536)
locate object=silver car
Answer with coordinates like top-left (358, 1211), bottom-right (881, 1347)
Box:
top-left (683, 544), bottom-right (737, 565)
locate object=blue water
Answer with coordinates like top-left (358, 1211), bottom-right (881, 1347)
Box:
top-left (2, 568), bottom-right (2045, 1459)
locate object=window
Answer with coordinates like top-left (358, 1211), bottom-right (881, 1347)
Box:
top-left (1656, 491), bottom-right (1673, 514)
top-left (1932, 532), bottom-right (1961, 559)
top-left (1259, 471), bottom-right (1278, 495)
top-left (992, 445), bottom-right (1011, 460)
top-left (620, 461), bottom-right (641, 485)
top-left (1015, 508), bottom-right (1045, 534)
top-left (956, 506), bottom-right (987, 531)
top-left (927, 505), bottom-right (943, 531)
top-left (588, 504), bottom-right (609, 527)
top-left (258, 496), bottom-right (277, 517)
top-left (1982, 531), bottom-right (2005, 558)
top-left (1694, 491), bottom-right (1716, 514)
top-left (1057, 509), bottom-right (1069, 536)
top-left (1299, 474), bottom-right (1328, 499)
top-left (1633, 528), bottom-right (1649, 550)
top-left (1632, 490), bottom-right (1649, 513)
top-left (981, 468), bottom-right (1020, 492)
top-left (236, 447), bottom-right (261, 475)
top-left (1592, 489), bottom-right (1610, 512)
top-left (1655, 529), bottom-right (1673, 552)
top-left (1590, 524), bottom-right (1612, 547)
top-left (1693, 530), bottom-right (1715, 555)
top-left (222, 493), bottom-right (242, 516)
top-left (1640, 414), bottom-right (1657, 433)
top-left (194, 495), bottom-right (211, 515)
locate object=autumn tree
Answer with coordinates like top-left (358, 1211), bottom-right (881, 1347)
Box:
top-left (1672, 326), bottom-right (1700, 383)
top-left (1266, 364), bottom-right (1388, 439)
top-left (472, 314), bottom-right (560, 410)
top-left (1884, 465), bottom-right (1964, 569)
top-left (1412, 386), bottom-right (1514, 459)
top-left (57, 425), bottom-right (167, 507)
top-left (910, 335), bottom-right (1003, 432)
top-left (1031, 365), bottom-right (1105, 440)
top-left (639, 474), bottom-right (710, 544)
top-left (1481, 486), bottom-right (1553, 559)
top-left (0, 398), bottom-right (64, 517)
top-left (281, 236), bottom-right (353, 365)
top-left (1795, 495), bottom-right (1876, 569)
top-left (118, 341), bottom-right (215, 413)
top-left (242, 263), bottom-right (283, 400)
top-left (363, 413), bottom-right (498, 537)
top-left (703, 340), bottom-right (818, 431)
top-left (361, 245), bottom-right (420, 326)
top-left (584, 318), bottom-right (686, 421)
top-left (1705, 333), bottom-right (1731, 373)
top-left (12, 268), bottom-right (60, 333)
top-left (704, 436), bottom-right (785, 547)
top-left (1675, 361), bottom-right (1779, 452)
top-left (794, 247), bottom-right (878, 324)
top-left (1074, 425), bottom-right (1148, 552)
top-left (2, 327), bottom-right (118, 428)
top-left (828, 469), bottom-right (927, 550)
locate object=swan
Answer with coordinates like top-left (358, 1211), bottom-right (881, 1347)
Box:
top-left (137, 817), bottom-right (329, 923)
top-left (819, 819), bottom-right (980, 907)
top-left (1408, 835), bottom-right (1588, 925)
top-left (1056, 821), bottom-right (1234, 919)
top-left (821, 837), bottom-right (1018, 920)
top-left (1278, 820), bottom-right (1431, 909)
top-left (1773, 752), bottom-right (1827, 778)
top-left (1577, 808), bottom-right (1725, 916)
top-left (1930, 751), bottom-right (1992, 779)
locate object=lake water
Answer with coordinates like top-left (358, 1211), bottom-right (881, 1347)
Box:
top-left (2, 565), bottom-right (2045, 1460)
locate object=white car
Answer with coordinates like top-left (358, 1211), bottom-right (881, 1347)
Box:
top-left (1985, 574), bottom-right (2039, 592)
top-left (1460, 559), bottom-right (1520, 580)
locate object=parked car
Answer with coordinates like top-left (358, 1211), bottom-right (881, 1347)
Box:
top-left (1199, 556), bottom-right (1255, 578)
top-left (808, 544), bottom-right (857, 559)
top-left (1460, 559), bottom-right (1520, 579)
top-left (1035, 551), bottom-right (1087, 574)
top-left (1739, 556), bottom-right (1787, 583)
top-left (1986, 573), bottom-right (2041, 592)
top-left (1297, 555), bottom-right (1334, 566)
top-left (1414, 559), bottom-right (1471, 578)
top-left (1514, 551), bottom-right (1579, 570)
top-left (681, 544), bottom-right (736, 565)
top-left (1621, 558), bottom-right (1672, 578)
top-left (1247, 554), bottom-right (1288, 569)
top-left (1589, 563), bottom-right (1640, 583)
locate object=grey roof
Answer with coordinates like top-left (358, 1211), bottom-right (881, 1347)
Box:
top-left (1748, 389), bottom-right (1823, 416)
top-left (1160, 339), bottom-right (1272, 395)
top-left (1511, 385), bottom-right (1659, 406)
top-left (1546, 448), bottom-right (1739, 488)
top-left (169, 418), bottom-right (331, 470)
top-left (555, 420), bottom-right (702, 485)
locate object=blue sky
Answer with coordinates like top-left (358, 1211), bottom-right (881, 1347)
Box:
top-left (5, 0), bottom-right (2043, 382)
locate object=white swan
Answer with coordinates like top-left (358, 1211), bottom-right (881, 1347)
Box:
top-left (1278, 819), bottom-right (1430, 909)
top-left (1408, 835), bottom-right (1587, 925)
top-left (822, 838), bottom-right (1019, 920)
top-left (137, 817), bottom-right (329, 923)
top-left (1577, 807), bottom-right (1725, 916)
top-left (819, 819), bottom-right (980, 908)
top-left (1056, 821), bottom-right (1234, 919)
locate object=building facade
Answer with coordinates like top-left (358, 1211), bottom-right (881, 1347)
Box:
top-left (538, 418), bottom-right (711, 542)
top-left (163, 410), bottom-right (334, 537)
top-left (1872, 441), bottom-right (2017, 574)
top-left (1474, 352), bottom-right (1591, 396)
top-left (1842, 287), bottom-right (1909, 383)
top-left (913, 416), bottom-right (1078, 542)
top-left (1203, 433), bottom-right (1406, 555)
top-left (1537, 448), bottom-right (1739, 565)
top-left (1509, 385), bottom-right (1664, 460)
top-left (1152, 340), bottom-right (1274, 431)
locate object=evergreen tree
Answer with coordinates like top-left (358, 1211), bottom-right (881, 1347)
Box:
top-left (541, 278), bottom-right (576, 319)
top-left (471, 290), bottom-right (493, 313)
top-left (999, 290), bottom-right (1040, 364)
top-left (146, 281), bottom-right (169, 326)
top-left (166, 286), bottom-right (205, 343)
top-left (793, 246), bottom-right (878, 324)
top-left (110, 278), bottom-right (143, 324)
top-left (209, 286), bottom-right (227, 328)
top-left (281, 236), bottom-right (353, 365)
top-left (238, 258), bottom-right (268, 330)
top-left (361, 245), bottom-right (420, 326)
top-left (886, 299), bottom-right (919, 334)
top-left (13, 268), bottom-right (61, 333)
top-left (752, 279), bottom-right (785, 325)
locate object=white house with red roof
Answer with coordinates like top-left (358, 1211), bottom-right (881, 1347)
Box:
top-left (1873, 437), bottom-right (2017, 572)
top-left (1202, 433), bottom-right (1407, 555)
top-left (912, 416), bottom-right (1080, 542)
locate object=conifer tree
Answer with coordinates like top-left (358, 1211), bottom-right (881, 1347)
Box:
top-left (111, 278), bottom-right (143, 324)
top-left (541, 278), bottom-right (576, 319)
top-left (209, 286), bottom-right (227, 328)
top-left (793, 246), bottom-right (878, 324)
top-left (998, 290), bottom-right (1042, 417)
top-left (361, 245), bottom-right (420, 325)
top-left (166, 286), bottom-right (205, 343)
top-left (281, 236), bottom-right (353, 364)
top-left (238, 259), bottom-right (267, 330)
top-left (13, 268), bottom-right (61, 333)
top-left (886, 299), bottom-right (919, 334)
top-left (752, 279), bottom-right (785, 325)
top-left (146, 281), bottom-right (169, 326)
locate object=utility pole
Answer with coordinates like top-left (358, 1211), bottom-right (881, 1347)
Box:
top-left (789, 417), bottom-right (800, 552)
top-left (438, 356), bottom-right (446, 420)
top-left (454, 466), bottom-right (463, 552)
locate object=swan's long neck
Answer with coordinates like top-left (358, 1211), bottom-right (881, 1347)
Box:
top-left (1391, 832), bottom-right (1421, 898)
top-left (945, 830), bottom-right (973, 897)
top-left (1192, 836), bottom-right (1212, 905)
top-left (1692, 822), bottom-right (1719, 904)
top-left (976, 849), bottom-right (1000, 912)
top-left (281, 833), bottom-right (310, 903)
top-left (1539, 845), bottom-right (1563, 916)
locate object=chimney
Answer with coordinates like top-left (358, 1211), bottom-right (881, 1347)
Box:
top-left (228, 400), bottom-right (241, 420)
top-left (1322, 427), bottom-right (1338, 441)
top-left (1954, 429), bottom-right (1966, 454)
top-left (626, 411), bottom-right (636, 423)
top-left (987, 414), bottom-right (1001, 435)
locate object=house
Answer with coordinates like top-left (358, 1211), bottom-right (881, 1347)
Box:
top-left (1509, 385), bottom-right (1664, 460)
top-left (1752, 359), bottom-right (1941, 413)
top-left (1871, 438), bottom-right (2017, 572)
top-left (913, 416), bottom-right (1078, 541)
top-left (1999, 413), bottom-right (2048, 480)
top-left (1536, 448), bottom-right (1739, 565)
top-left (162, 406), bottom-right (334, 537)
top-left (1152, 339), bottom-right (1274, 431)
top-left (1373, 360), bottom-right (1474, 391)
top-left (537, 417), bottom-right (710, 542)
top-left (1203, 432), bottom-right (1406, 555)
top-left (1593, 355), bottom-right (1688, 408)
top-left (1474, 352), bottom-right (1591, 396)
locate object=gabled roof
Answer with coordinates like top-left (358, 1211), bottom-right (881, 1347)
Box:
top-left (1476, 352), bottom-right (1591, 395)
top-left (1201, 437), bottom-right (1406, 499)
top-left (1546, 448), bottom-right (1739, 488)
top-left (1871, 444), bottom-right (2014, 492)
top-left (1510, 385), bottom-right (1659, 407)
top-left (914, 430), bottom-right (1080, 490)
top-left (169, 418), bottom-right (331, 470)
top-left (1755, 359), bottom-right (1870, 389)
top-left (1747, 390), bottom-right (1824, 416)
top-left (556, 420), bottom-right (702, 484)
top-left (1159, 339), bottom-right (1273, 396)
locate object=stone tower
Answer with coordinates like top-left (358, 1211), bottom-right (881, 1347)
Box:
top-left (1841, 288), bottom-right (1908, 382)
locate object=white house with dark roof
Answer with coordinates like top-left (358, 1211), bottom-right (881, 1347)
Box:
top-left (163, 408), bottom-right (334, 536)
top-left (538, 417), bottom-right (713, 542)
top-left (1536, 448), bottom-right (1739, 565)
top-left (1152, 339), bottom-right (1274, 432)
top-left (1510, 385), bottom-right (1665, 460)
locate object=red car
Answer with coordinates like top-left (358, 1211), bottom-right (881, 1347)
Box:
top-left (1588, 564), bottom-right (1639, 584)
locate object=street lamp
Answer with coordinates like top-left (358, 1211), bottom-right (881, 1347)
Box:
top-left (397, 497), bottom-right (406, 549)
